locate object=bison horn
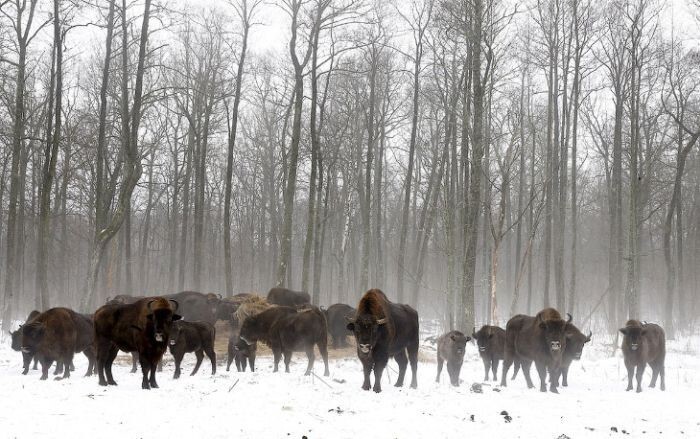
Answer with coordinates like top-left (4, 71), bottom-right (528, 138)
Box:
top-left (566, 313), bottom-right (572, 324)
top-left (587, 330), bottom-right (592, 340)
top-left (147, 300), bottom-right (155, 312)
top-left (217, 294), bottom-right (222, 299)
top-left (376, 317), bottom-right (387, 325)
top-left (169, 299), bottom-right (179, 311)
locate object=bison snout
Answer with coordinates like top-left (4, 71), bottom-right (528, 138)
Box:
top-left (630, 344), bottom-right (638, 351)
top-left (456, 349), bottom-right (464, 354)
top-left (550, 341), bottom-right (561, 351)
top-left (478, 346), bottom-right (486, 352)
top-left (359, 344), bottom-right (371, 354)
top-left (169, 339), bottom-right (176, 346)
top-left (20, 347), bottom-right (31, 353)
top-left (574, 352), bottom-right (582, 360)
top-left (155, 333), bottom-right (164, 342)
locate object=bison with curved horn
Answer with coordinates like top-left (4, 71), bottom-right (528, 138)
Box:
top-left (94, 297), bottom-right (181, 389)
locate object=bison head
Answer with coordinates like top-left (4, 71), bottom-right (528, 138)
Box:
top-left (619, 324), bottom-right (646, 351)
top-left (449, 332), bottom-right (470, 357)
top-left (146, 299), bottom-right (182, 343)
top-left (346, 313), bottom-right (387, 356)
top-left (473, 326), bottom-right (494, 353)
top-left (235, 314), bottom-right (263, 351)
top-left (169, 321), bottom-right (184, 347)
top-left (10, 327), bottom-right (23, 351)
top-left (20, 321), bottom-right (45, 354)
top-left (565, 324), bottom-right (591, 360)
top-left (539, 314), bottom-right (569, 358)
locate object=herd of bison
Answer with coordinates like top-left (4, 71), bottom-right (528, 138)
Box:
top-left (8, 287), bottom-right (666, 394)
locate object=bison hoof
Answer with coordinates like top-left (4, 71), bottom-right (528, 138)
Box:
top-left (626, 386), bottom-right (633, 391)
top-left (304, 371), bottom-right (311, 376)
top-left (394, 382), bottom-right (403, 387)
top-left (142, 383), bottom-right (151, 390)
top-left (411, 383), bottom-right (418, 389)
top-left (22, 370), bottom-right (28, 376)
top-left (362, 383), bottom-right (371, 391)
top-left (373, 386), bottom-right (382, 393)
top-left (636, 388), bottom-right (642, 393)
top-left (660, 385), bottom-right (665, 391)
top-left (550, 387), bottom-right (559, 394)
top-left (108, 380), bottom-right (117, 386)
top-left (324, 371), bottom-right (330, 377)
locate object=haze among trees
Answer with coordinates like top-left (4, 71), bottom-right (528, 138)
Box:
top-left (0, 0), bottom-right (699, 339)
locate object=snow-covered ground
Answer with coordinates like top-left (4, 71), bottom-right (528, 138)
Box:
top-left (1, 323), bottom-right (698, 439)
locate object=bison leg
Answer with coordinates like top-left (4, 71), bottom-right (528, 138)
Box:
top-left (318, 338), bottom-right (330, 377)
top-left (407, 342), bottom-right (418, 389)
top-left (548, 366), bottom-right (560, 393)
top-left (105, 345), bottom-right (119, 385)
top-left (436, 357), bottom-right (444, 383)
top-left (521, 360), bottom-right (535, 389)
top-left (32, 355), bottom-right (38, 370)
top-left (635, 363), bottom-right (645, 393)
top-left (235, 354), bottom-right (243, 372)
top-left (140, 357), bottom-right (152, 390)
top-left (54, 360), bottom-right (63, 376)
top-left (659, 360), bottom-right (665, 391)
top-left (480, 357), bottom-right (490, 381)
top-left (191, 349), bottom-right (204, 376)
top-left (393, 350), bottom-right (408, 387)
top-left (83, 347), bottom-right (96, 377)
top-left (204, 345), bottom-right (216, 375)
top-left (500, 354), bottom-right (513, 387)
top-left (561, 364), bottom-right (569, 387)
top-left (248, 354), bottom-right (255, 372)
top-left (361, 359), bottom-right (372, 391)
top-left (447, 362), bottom-right (462, 387)
top-left (22, 352), bottom-right (33, 375)
top-left (149, 360), bottom-right (159, 389)
top-left (272, 348), bottom-right (281, 373)
top-left (304, 346), bottom-right (315, 376)
top-left (227, 341), bottom-right (234, 372)
top-left (624, 358), bottom-right (635, 391)
top-left (535, 361), bottom-right (548, 393)
top-left (491, 358), bottom-right (499, 381)
top-left (173, 350), bottom-right (184, 379)
top-left (130, 352), bottom-right (138, 373)
top-left (69, 361), bottom-right (75, 372)
top-left (39, 357), bottom-right (51, 381)
top-left (283, 349), bottom-right (293, 373)
top-left (58, 352), bottom-right (74, 380)
top-left (373, 357), bottom-right (388, 393)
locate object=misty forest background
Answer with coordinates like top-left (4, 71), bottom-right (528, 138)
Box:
top-left (0, 0), bottom-right (699, 340)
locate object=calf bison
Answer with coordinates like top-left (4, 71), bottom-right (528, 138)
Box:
top-left (20, 308), bottom-right (84, 380)
top-left (235, 305), bottom-right (329, 376)
top-left (323, 303), bottom-right (356, 349)
top-left (227, 327), bottom-right (256, 372)
top-left (472, 325), bottom-right (506, 381)
top-left (436, 330), bottom-right (470, 386)
top-left (501, 308), bottom-right (569, 393)
top-left (620, 320), bottom-right (665, 393)
top-left (266, 287), bottom-right (311, 307)
top-left (94, 297), bottom-right (181, 389)
top-left (10, 310), bottom-right (40, 374)
top-left (346, 289), bottom-right (419, 393)
top-left (168, 320), bottom-right (216, 379)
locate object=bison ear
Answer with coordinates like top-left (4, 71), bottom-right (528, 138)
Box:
top-left (466, 336), bottom-right (472, 342)
top-left (619, 328), bottom-right (628, 335)
top-left (172, 314), bottom-right (183, 321)
top-left (450, 334), bottom-right (456, 341)
top-left (346, 322), bottom-right (355, 331)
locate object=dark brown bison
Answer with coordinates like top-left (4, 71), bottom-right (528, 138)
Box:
top-left (620, 320), bottom-right (665, 393)
top-left (103, 297), bottom-right (146, 371)
top-left (472, 325), bottom-right (505, 381)
top-left (10, 310), bottom-right (40, 374)
top-left (266, 287), bottom-right (311, 307)
top-left (94, 297), bottom-right (181, 389)
top-left (20, 308), bottom-right (86, 380)
top-left (501, 308), bottom-right (569, 393)
top-left (558, 322), bottom-right (591, 387)
top-left (436, 331), bottom-right (470, 386)
top-left (227, 327), bottom-right (256, 372)
top-left (162, 291), bottom-right (222, 325)
top-left (346, 289), bottom-right (419, 393)
top-left (168, 320), bottom-right (216, 379)
top-left (235, 305), bottom-right (329, 376)
top-left (323, 303), bottom-right (356, 349)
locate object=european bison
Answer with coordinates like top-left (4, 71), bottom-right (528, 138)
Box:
top-left (266, 287), bottom-right (310, 307)
top-left (94, 297), bottom-right (181, 389)
top-left (620, 320), bottom-right (665, 393)
top-left (558, 322), bottom-right (591, 387)
top-left (168, 320), bottom-right (216, 379)
top-left (472, 325), bottom-right (506, 381)
top-left (436, 330), bottom-right (470, 386)
top-left (501, 308), bottom-right (569, 393)
top-left (346, 289), bottom-right (419, 393)
top-left (235, 305), bottom-right (329, 376)
top-left (323, 303), bottom-right (356, 349)
top-left (20, 308), bottom-right (85, 380)
top-left (164, 291), bottom-right (222, 325)
top-left (217, 293), bottom-right (261, 322)
top-left (227, 327), bottom-right (256, 372)
top-left (10, 310), bottom-right (40, 374)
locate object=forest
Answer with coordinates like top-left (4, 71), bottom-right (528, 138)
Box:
top-left (0, 0), bottom-right (698, 339)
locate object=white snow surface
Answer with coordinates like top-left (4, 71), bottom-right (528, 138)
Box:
top-left (1, 322), bottom-right (698, 439)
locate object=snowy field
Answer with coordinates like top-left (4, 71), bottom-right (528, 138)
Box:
top-left (1, 322), bottom-right (698, 439)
